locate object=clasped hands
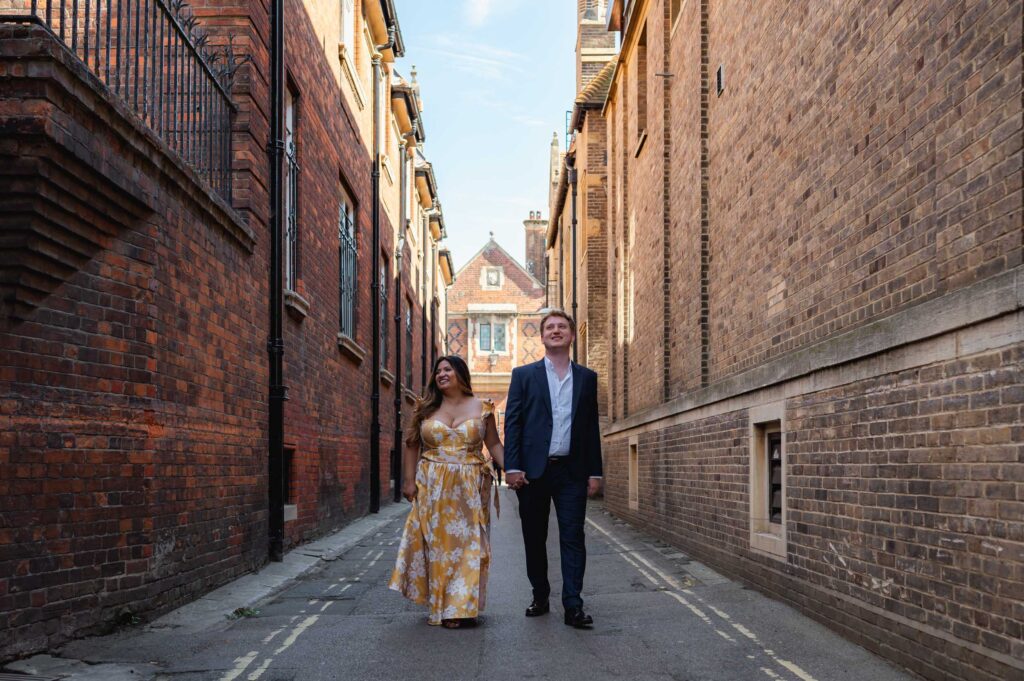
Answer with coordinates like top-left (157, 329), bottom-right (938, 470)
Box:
top-left (505, 471), bottom-right (528, 490)
top-left (505, 472), bottom-right (602, 498)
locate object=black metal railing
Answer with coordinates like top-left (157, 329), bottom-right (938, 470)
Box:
top-left (2, 0), bottom-right (241, 202)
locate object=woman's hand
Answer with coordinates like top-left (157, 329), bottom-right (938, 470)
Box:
top-left (402, 479), bottom-right (417, 502)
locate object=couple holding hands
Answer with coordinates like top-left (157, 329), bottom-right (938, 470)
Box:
top-left (389, 309), bottom-right (603, 629)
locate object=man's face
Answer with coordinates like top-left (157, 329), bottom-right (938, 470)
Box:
top-left (541, 316), bottom-right (574, 352)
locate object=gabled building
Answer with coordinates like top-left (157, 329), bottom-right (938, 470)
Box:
top-left (446, 229), bottom-right (546, 428)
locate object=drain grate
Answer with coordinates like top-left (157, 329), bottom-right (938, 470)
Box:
top-left (0, 673), bottom-right (61, 681)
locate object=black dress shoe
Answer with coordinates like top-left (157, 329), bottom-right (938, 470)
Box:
top-left (563, 606), bottom-right (593, 628)
top-left (525, 599), bottom-right (550, 617)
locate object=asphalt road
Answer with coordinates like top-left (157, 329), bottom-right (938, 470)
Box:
top-left (18, 491), bottom-right (914, 681)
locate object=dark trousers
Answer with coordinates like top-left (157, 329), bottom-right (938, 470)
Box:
top-left (516, 457), bottom-right (588, 609)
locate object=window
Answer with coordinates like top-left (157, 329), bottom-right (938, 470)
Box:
top-left (338, 185), bottom-right (357, 338)
top-left (285, 86), bottom-right (300, 290)
top-left (493, 323), bottom-right (506, 352)
top-left (481, 266), bottom-right (503, 290)
top-left (380, 256), bottom-right (389, 368)
top-left (749, 403), bottom-right (786, 560)
top-left (479, 322), bottom-right (491, 351)
top-left (340, 0), bottom-right (355, 51)
top-left (767, 432), bottom-right (783, 524)
top-left (628, 438), bottom-right (638, 510)
top-left (405, 304), bottom-right (414, 387)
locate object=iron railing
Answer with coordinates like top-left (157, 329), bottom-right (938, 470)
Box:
top-left (2, 0), bottom-right (241, 202)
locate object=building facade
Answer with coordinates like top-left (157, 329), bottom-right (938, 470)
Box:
top-left (558, 1), bottom-right (1022, 680)
top-left (548, 1), bottom-right (617, 419)
top-left (447, 230), bottom-right (547, 429)
top-left (0, 0), bottom-right (451, 660)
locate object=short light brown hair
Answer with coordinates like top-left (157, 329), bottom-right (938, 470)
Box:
top-left (540, 309), bottom-right (576, 336)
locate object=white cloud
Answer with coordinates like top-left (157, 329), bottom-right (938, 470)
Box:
top-left (464, 0), bottom-right (498, 26)
top-left (424, 35), bottom-right (525, 80)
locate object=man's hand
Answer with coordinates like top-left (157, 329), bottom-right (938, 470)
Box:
top-left (505, 471), bottom-right (528, 490)
top-left (587, 478), bottom-right (602, 498)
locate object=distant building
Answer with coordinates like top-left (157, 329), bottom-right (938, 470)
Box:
top-left (446, 227), bottom-right (547, 429)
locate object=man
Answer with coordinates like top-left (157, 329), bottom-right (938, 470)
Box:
top-left (503, 309), bottom-right (603, 628)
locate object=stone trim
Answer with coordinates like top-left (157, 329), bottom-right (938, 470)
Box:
top-left (284, 289), bottom-right (311, 320)
top-left (337, 334), bottom-right (366, 364)
top-left (605, 266), bottom-right (1024, 437)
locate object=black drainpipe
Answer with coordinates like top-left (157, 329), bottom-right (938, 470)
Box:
top-left (267, 0), bottom-right (287, 561)
top-left (567, 155), bottom-right (578, 363)
top-left (370, 28), bottom-right (396, 514)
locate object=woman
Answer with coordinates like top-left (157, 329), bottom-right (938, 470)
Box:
top-left (388, 355), bottom-right (504, 628)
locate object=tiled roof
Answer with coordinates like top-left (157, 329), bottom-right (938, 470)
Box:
top-left (575, 60), bottom-right (616, 107)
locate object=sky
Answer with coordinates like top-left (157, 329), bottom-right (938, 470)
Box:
top-left (393, 0), bottom-right (578, 272)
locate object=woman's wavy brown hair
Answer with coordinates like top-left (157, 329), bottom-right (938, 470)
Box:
top-left (405, 355), bottom-right (474, 447)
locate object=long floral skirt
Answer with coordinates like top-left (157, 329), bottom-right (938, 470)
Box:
top-left (388, 458), bottom-right (492, 624)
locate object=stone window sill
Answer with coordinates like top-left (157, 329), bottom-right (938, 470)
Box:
top-left (404, 388), bottom-right (418, 405)
top-left (337, 334), bottom-right (366, 364)
top-left (284, 289), bottom-right (310, 321)
top-left (749, 529), bottom-right (786, 562)
top-left (381, 369), bottom-right (395, 387)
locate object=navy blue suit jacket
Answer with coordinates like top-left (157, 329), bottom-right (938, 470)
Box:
top-left (503, 359), bottom-right (603, 481)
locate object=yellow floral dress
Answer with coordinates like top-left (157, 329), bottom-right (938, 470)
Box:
top-left (389, 399), bottom-right (498, 625)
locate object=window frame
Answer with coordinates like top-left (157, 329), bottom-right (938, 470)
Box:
top-left (749, 403), bottom-right (787, 561)
top-left (338, 180), bottom-right (357, 339)
top-left (284, 84), bottom-right (300, 291)
top-left (479, 321), bottom-right (492, 352)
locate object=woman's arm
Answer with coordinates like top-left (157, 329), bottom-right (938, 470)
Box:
top-left (401, 439), bottom-right (421, 501)
top-left (483, 412), bottom-right (505, 469)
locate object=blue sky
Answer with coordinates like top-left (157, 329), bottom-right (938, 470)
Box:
top-left (394, 0), bottom-right (577, 272)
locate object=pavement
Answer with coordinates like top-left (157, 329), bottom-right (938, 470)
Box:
top-left (3, 490), bottom-right (913, 681)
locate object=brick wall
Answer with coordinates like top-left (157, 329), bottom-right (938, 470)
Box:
top-left (0, 20), bottom-right (269, 657)
top-left (702, 0), bottom-right (1021, 384)
top-left (600, 0), bottom-right (1023, 679)
top-left (0, 0), bottom-right (438, 659)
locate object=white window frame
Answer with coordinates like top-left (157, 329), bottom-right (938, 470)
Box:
top-left (340, 0), bottom-right (355, 51)
top-left (749, 402), bottom-right (787, 561)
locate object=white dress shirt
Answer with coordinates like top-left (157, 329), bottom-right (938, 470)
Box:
top-left (545, 357), bottom-right (573, 457)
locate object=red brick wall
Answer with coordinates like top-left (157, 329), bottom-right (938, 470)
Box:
top-left (0, 0), bottom-right (435, 659)
top-left (0, 20), bottom-right (270, 656)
